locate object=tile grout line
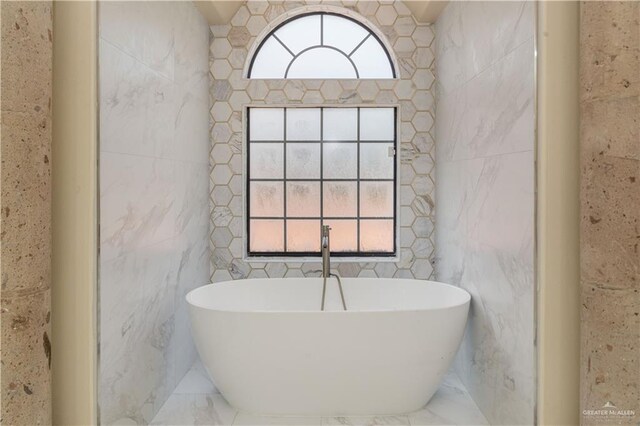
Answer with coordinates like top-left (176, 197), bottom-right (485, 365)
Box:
top-left (100, 36), bottom-right (175, 83)
top-left (230, 410), bottom-right (239, 425)
top-left (438, 35), bottom-right (534, 99)
top-left (438, 148), bottom-right (535, 164)
top-left (101, 148), bottom-right (211, 167)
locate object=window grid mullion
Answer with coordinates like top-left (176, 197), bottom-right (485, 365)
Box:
top-left (319, 107), bottom-right (324, 251)
top-left (250, 178), bottom-right (394, 182)
top-left (250, 140), bottom-right (394, 144)
top-left (356, 107), bottom-right (361, 253)
top-left (348, 33), bottom-right (371, 57)
top-left (272, 34), bottom-right (295, 58)
top-left (250, 216), bottom-right (394, 220)
top-left (283, 108), bottom-right (288, 252)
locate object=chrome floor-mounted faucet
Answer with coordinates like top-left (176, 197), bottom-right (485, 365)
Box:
top-left (321, 225), bottom-right (331, 278)
top-left (320, 225), bottom-right (347, 311)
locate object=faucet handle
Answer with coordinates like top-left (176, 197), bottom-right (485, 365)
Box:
top-left (322, 225), bottom-right (331, 235)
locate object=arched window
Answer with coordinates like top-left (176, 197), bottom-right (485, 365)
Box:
top-left (248, 12), bottom-right (396, 79)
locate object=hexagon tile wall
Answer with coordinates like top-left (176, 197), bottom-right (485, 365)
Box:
top-left (209, 0), bottom-right (436, 281)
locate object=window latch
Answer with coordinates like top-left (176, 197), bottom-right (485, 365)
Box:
top-left (388, 147), bottom-right (396, 157)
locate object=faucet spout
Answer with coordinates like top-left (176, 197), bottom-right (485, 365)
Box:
top-left (319, 225), bottom-right (347, 311)
top-left (321, 225), bottom-right (331, 278)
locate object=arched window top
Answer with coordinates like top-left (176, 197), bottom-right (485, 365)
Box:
top-left (248, 12), bottom-right (397, 79)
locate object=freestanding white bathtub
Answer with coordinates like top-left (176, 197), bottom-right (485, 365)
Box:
top-left (187, 278), bottom-right (470, 416)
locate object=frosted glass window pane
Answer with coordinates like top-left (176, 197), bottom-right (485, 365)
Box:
top-left (323, 15), bottom-right (369, 55)
top-left (250, 182), bottom-right (284, 217)
top-left (249, 12), bottom-right (395, 80)
top-left (287, 48), bottom-right (357, 79)
top-left (274, 15), bottom-right (320, 55)
top-left (247, 106), bottom-right (398, 256)
top-left (323, 108), bottom-right (357, 141)
top-left (360, 108), bottom-right (394, 141)
top-left (287, 220), bottom-right (320, 252)
top-left (286, 109), bottom-right (321, 141)
top-left (323, 143), bottom-right (357, 179)
top-left (250, 108), bottom-right (284, 140)
top-left (250, 38), bottom-right (293, 78)
top-left (350, 36), bottom-right (394, 79)
top-left (250, 219), bottom-right (284, 252)
top-left (323, 182), bottom-right (357, 217)
top-left (360, 220), bottom-right (394, 252)
top-left (286, 143), bottom-right (320, 179)
top-left (324, 220), bottom-right (357, 252)
top-left (360, 182), bottom-right (394, 217)
top-left (249, 143), bottom-right (283, 178)
top-left (286, 182), bottom-right (320, 217)
top-left (360, 143), bottom-right (394, 179)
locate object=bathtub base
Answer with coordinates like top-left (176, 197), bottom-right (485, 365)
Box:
top-left (195, 312), bottom-right (448, 416)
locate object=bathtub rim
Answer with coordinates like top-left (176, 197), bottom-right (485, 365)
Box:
top-left (186, 277), bottom-right (471, 314)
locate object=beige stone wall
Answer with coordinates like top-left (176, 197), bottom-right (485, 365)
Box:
top-left (209, 1), bottom-right (436, 281)
top-left (0, 1), bottom-right (52, 424)
top-left (580, 1), bottom-right (640, 423)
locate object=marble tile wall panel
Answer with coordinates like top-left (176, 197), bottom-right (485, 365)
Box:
top-left (98, 2), bottom-right (210, 424)
top-left (209, 1), bottom-right (437, 282)
top-left (435, 1), bottom-right (534, 96)
top-left (451, 152), bottom-right (535, 424)
top-left (580, 2), bottom-right (640, 424)
top-left (0, 1), bottom-right (53, 424)
top-left (99, 1), bottom-right (175, 80)
top-left (434, 1), bottom-right (536, 424)
top-left (436, 39), bottom-right (535, 162)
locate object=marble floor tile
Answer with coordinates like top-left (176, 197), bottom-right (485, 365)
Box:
top-left (152, 360), bottom-right (487, 426)
top-left (234, 413), bottom-right (322, 425)
top-left (150, 394), bottom-right (237, 425)
top-left (322, 415), bottom-right (409, 425)
top-left (408, 373), bottom-right (488, 426)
